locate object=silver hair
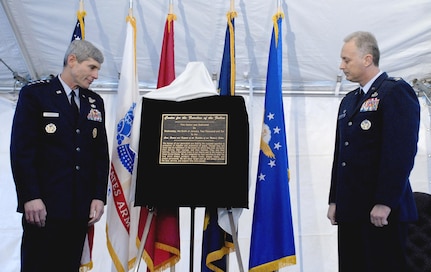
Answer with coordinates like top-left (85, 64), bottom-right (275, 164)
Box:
top-left (63, 40), bottom-right (104, 67)
top-left (344, 31), bottom-right (380, 66)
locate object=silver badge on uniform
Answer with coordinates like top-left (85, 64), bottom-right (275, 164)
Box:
top-left (360, 119), bottom-right (371, 130)
top-left (45, 123), bottom-right (56, 133)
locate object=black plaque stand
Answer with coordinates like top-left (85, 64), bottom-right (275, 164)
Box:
top-left (133, 95), bottom-right (249, 271)
top-left (226, 207), bottom-right (245, 272)
top-left (133, 207), bottom-right (155, 272)
top-left (132, 206), bottom-right (245, 272)
top-left (189, 206), bottom-right (195, 272)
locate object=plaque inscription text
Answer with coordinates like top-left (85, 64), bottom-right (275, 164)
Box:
top-left (159, 114), bottom-right (228, 164)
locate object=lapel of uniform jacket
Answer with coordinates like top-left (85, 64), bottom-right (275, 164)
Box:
top-left (52, 77), bottom-right (77, 125)
top-left (78, 88), bottom-right (91, 124)
top-left (367, 72), bottom-right (387, 98)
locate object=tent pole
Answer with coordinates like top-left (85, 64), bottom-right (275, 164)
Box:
top-left (0, 1), bottom-right (39, 80)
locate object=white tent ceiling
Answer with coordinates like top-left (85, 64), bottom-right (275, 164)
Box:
top-left (1, 1), bottom-right (431, 271)
top-left (1, 0), bottom-right (431, 96)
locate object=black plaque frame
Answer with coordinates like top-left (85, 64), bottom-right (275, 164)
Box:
top-left (134, 95), bottom-right (249, 208)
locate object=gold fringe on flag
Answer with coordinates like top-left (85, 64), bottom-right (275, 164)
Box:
top-left (272, 12), bottom-right (284, 47)
top-left (227, 11), bottom-right (237, 96)
top-left (126, 12), bottom-right (137, 76)
top-left (167, 13), bottom-right (177, 32)
top-left (76, 9), bottom-right (86, 39)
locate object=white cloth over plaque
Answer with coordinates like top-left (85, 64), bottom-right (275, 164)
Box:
top-left (143, 62), bottom-right (218, 102)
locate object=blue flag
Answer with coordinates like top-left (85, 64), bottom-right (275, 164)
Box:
top-left (218, 11), bottom-right (236, 96)
top-left (70, 4), bottom-right (92, 270)
top-left (71, 9), bottom-right (85, 41)
top-left (201, 11), bottom-right (237, 272)
top-left (248, 12), bottom-right (296, 272)
top-left (201, 208), bottom-right (234, 272)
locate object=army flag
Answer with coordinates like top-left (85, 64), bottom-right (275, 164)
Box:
top-left (105, 11), bottom-right (140, 272)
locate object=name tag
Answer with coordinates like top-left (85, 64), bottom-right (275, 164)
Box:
top-left (43, 112), bottom-right (59, 117)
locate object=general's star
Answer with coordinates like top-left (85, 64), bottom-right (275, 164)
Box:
top-left (267, 112), bottom-right (275, 120)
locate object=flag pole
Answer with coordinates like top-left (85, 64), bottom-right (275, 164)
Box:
top-left (133, 207), bottom-right (155, 272)
top-left (227, 208), bottom-right (245, 272)
top-left (167, 3), bottom-right (178, 272)
top-left (334, 71), bottom-right (342, 96)
top-left (276, 5), bottom-right (282, 272)
top-left (167, 0), bottom-right (174, 262)
top-left (190, 206), bottom-right (196, 272)
top-left (275, 6), bottom-right (281, 272)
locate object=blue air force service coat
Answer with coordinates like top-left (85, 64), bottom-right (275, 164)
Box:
top-left (329, 72), bottom-right (419, 223)
top-left (10, 77), bottom-right (109, 220)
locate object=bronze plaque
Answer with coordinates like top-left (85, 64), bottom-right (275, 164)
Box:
top-left (159, 114), bottom-right (228, 164)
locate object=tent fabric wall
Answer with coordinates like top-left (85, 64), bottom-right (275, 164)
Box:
top-left (1, 1), bottom-right (431, 92)
top-left (1, 91), bottom-right (429, 272)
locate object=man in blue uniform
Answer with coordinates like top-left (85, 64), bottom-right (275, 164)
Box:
top-left (327, 31), bottom-right (419, 271)
top-left (10, 40), bottom-right (109, 272)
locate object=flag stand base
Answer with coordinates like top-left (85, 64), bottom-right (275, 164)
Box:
top-left (227, 207), bottom-right (245, 272)
top-left (132, 206), bottom-right (245, 272)
top-left (189, 206), bottom-right (196, 272)
top-left (132, 207), bottom-right (155, 272)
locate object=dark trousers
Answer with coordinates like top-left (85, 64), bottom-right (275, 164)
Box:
top-left (20, 216), bottom-right (88, 272)
top-left (338, 221), bottom-right (408, 272)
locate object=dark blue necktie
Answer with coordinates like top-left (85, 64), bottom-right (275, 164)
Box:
top-left (70, 90), bottom-right (79, 121)
top-left (356, 88), bottom-right (364, 107)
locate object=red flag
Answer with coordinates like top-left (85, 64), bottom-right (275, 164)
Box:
top-left (80, 225), bottom-right (94, 271)
top-left (70, 3), bottom-right (94, 271)
top-left (137, 12), bottom-right (180, 272)
top-left (156, 13), bottom-right (176, 88)
top-left (138, 208), bottom-right (180, 271)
